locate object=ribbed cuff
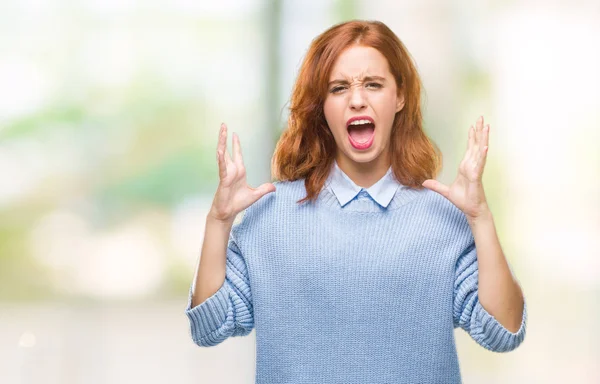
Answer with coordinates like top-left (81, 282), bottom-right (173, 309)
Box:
top-left (474, 299), bottom-right (527, 352)
top-left (185, 283), bottom-right (231, 346)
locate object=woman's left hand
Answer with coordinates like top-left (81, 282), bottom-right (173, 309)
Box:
top-left (422, 116), bottom-right (491, 222)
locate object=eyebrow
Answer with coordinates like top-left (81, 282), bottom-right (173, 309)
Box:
top-left (327, 76), bottom-right (386, 87)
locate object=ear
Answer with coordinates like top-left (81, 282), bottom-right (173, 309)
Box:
top-left (396, 92), bottom-right (405, 113)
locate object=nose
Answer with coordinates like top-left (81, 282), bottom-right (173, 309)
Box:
top-left (349, 86), bottom-right (367, 111)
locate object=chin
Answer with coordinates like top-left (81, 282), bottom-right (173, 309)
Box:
top-left (345, 147), bottom-right (381, 163)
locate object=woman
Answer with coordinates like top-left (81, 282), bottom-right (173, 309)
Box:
top-left (187, 20), bottom-right (527, 383)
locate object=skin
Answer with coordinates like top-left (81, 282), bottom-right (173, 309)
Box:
top-left (323, 44), bottom-right (404, 189)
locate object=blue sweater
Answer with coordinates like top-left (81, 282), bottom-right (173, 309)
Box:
top-left (185, 162), bottom-right (528, 383)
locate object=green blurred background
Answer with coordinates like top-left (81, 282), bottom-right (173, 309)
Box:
top-left (1, 0), bottom-right (598, 383)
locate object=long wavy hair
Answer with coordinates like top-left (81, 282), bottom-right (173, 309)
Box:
top-left (271, 20), bottom-right (442, 205)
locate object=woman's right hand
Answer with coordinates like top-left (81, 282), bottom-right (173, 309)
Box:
top-left (208, 123), bottom-right (276, 224)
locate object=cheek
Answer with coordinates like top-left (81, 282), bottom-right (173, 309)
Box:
top-left (374, 93), bottom-right (397, 111)
top-left (376, 101), bottom-right (399, 124)
top-left (323, 99), bottom-right (343, 126)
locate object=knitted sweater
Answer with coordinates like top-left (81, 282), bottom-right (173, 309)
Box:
top-left (185, 167), bottom-right (528, 383)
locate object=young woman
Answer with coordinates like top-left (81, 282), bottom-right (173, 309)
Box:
top-left (187, 20), bottom-right (527, 383)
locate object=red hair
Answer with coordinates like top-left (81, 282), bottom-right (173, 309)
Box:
top-left (271, 20), bottom-right (442, 205)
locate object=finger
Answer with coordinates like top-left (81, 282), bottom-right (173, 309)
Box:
top-left (472, 116), bottom-right (485, 162)
top-left (217, 123), bottom-right (226, 153)
top-left (468, 125), bottom-right (475, 151)
top-left (232, 132), bottom-right (243, 165)
top-left (475, 116), bottom-right (483, 144)
top-left (474, 132), bottom-right (488, 165)
top-left (475, 145), bottom-right (488, 174)
top-left (217, 124), bottom-right (227, 179)
top-left (466, 125), bottom-right (479, 164)
top-left (249, 183), bottom-right (277, 203)
top-left (483, 124), bottom-right (490, 148)
top-left (476, 124), bottom-right (490, 158)
top-left (221, 124), bottom-right (233, 168)
top-left (422, 179), bottom-right (450, 198)
top-left (256, 183), bottom-right (276, 196)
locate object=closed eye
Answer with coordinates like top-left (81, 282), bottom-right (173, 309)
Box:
top-left (330, 86), bottom-right (347, 94)
top-left (330, 83), bottom-right (382, 94)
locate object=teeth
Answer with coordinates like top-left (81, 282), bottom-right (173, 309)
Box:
top-left (349, 119), bottom-right (373, 126)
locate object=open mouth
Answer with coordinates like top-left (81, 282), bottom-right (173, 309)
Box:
top-left (347, 119), bottom-right (375, 146)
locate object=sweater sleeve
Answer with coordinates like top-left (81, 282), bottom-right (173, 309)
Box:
top-left (185, 225), bottom-right (254, 347)
top-left (453, 240), bottom-right (527, 353)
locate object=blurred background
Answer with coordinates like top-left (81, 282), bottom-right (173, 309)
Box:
top-left (0, 0), bottom-right (598, 383)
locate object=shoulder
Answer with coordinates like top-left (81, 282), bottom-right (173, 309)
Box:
top-left (411, 189), bottom-right (473, 245)
top-left (273, 179), bottom-right (307, 198)
top-left (417, 189), bottom-right (469, 227)
top-left (411, 190), bottom-right (476, 267)
top-left (233, 179), bottom-right (305, 227)
top-left (270, 178), bottom-right (312, 209)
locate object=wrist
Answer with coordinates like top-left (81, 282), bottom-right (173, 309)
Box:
top-left (207, 212), bottom-right (235, 228)
top-left (467, 205), bottom-right (493, 227)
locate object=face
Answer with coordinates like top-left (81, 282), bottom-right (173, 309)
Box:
top-left (323, 45), bottom-right (404, 172)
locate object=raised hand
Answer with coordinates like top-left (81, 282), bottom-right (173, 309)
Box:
top-left (208, 123), bottom-right (276, 224)
top-left (422, 116), bottom-right (490, 222)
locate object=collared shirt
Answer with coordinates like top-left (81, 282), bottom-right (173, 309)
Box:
top-left (323, 160), bottom-right (401, 208)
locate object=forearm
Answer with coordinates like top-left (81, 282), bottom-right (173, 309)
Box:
top-left (192, 215), bottom-right (233, 307)
top-left (468, 207), bottom-right (524, 333)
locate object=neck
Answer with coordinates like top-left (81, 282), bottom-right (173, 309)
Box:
top-left (335, 150), bottom-right (391, 189)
